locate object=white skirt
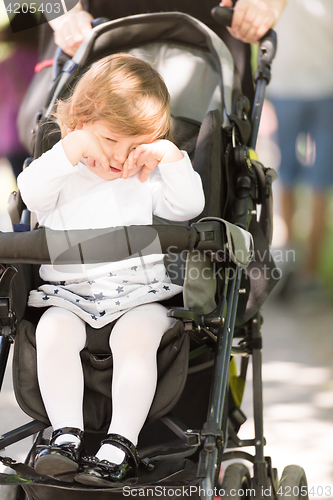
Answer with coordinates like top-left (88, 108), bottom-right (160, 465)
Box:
top-left (28, 261), bottom-right (182, 328)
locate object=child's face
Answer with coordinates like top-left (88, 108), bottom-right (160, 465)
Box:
top-left (77, 121), bottom-right (156, 180)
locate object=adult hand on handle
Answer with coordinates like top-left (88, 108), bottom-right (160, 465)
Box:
top-left (48, 3), bottom-right (93, 56)
top-left (219, 0), bottom-right (287, 44)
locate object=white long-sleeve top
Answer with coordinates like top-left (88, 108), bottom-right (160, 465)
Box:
top-left (18, 140), bottom-right (205, 282)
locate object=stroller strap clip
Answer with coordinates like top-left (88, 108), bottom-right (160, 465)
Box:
top-left (62, 59), bottom-right (78, 74)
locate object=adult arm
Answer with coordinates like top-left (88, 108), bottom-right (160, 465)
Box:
top-left (47, 1), bottom-right (93, 56)
top-left (220, 0), bottom-right (288, 44)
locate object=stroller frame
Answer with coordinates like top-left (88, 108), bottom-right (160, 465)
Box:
top-left (0, 9), bottom-right (308, 500)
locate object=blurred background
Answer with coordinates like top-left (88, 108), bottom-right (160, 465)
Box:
top-left (0, 0), bottom-right (333, 498)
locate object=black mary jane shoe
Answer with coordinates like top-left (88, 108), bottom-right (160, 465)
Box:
top-left (34, 427), bottom-right (84, 480)
top-left (75, 434), bottom-right (139, 487)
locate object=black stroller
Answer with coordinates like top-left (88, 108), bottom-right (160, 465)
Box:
top-left (0, 8), bottom-right (309, 500)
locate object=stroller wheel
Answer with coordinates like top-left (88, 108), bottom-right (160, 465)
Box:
top-left (219, 463), bottom-right (251, 499)
top-left (276, 465), bottom-right (308, 500)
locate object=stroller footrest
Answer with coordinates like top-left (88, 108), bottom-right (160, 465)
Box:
top-left (160, 413), bottom-right (201, 447)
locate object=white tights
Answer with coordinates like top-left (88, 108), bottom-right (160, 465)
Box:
top-left (35, 303), bottom-right (175, 464)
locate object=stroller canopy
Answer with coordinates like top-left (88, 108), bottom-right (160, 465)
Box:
top-left (47, 12), bottom-right (235, 126)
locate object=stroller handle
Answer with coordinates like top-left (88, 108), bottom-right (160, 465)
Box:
top-left (211, 5), bottom-right (277, 149)
top-left (211, 6), bottom-right (233, 27)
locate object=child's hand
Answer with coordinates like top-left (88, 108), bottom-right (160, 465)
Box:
top-left (62, 130), bottom-right (109, 170)
top-left (122, 140), bottom-right (184, 182)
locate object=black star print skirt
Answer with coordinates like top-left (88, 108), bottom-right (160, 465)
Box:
top-left (28, 262), bottom-right (182, 328)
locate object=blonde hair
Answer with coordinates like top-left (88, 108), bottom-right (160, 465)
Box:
top-left (56, 53), bottom-right (170, 140)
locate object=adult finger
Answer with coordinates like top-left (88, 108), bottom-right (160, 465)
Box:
top-left (76, 11), bottom-right (94, 38)
top-left (231, 1), bottom-right (248, 32)
top-left (255, 11), bottom-right (275, 39)
top-left (54, 30), bottom-right (82, 56)
top-left (219, 0), bottom-right (233, 7)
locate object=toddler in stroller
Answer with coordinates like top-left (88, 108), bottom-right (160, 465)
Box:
top-left (0, 8), bottom-right (309, 500)
top-left (16, 52), bottom-right (205, 487)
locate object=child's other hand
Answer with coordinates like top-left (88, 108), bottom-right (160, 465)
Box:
top-left (62, 130), bottom-right (109, 170)
top-left (123, 140), bottom-right (184, 182)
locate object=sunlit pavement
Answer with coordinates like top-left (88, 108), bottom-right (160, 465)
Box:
top-left (240, 293), bottom-right (333, 499)
top-left (0, 157), bottom-right (333, 498)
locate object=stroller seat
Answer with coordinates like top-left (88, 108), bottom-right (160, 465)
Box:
top-left (13, 311), bottom-right (189, 435)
